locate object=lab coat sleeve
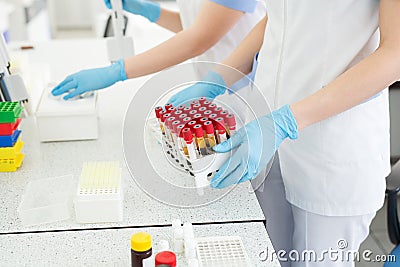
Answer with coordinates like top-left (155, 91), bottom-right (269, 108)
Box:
top-left (209, 0), bottom-right (258, 13)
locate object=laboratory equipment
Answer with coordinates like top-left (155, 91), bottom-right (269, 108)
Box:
top-left (0, 34), bottom-right (30, 112)
top-left (131, 232), bottom-right (153, 267)
top-left (195, 236), bottom-right (251, 267)
top-left (0, 101), bottom-right (24, 171)
top-left (153, 99), bottom-right (238, 191)
top-left (106, 0), bottom-right (135, 63)
top-left (35, 88), bottom-right (98, 142)
top-left (74, 161), bottom-right (123, 223)
top-left (155, 251), bottom-right (176, 267)
top-left (17, 175), bottom-right (74, 226)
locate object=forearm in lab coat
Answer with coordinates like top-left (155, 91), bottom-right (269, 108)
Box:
top-left (123, 1), bottom-right (243, 79)
top-left (290, 0), bottom-right (400, 131)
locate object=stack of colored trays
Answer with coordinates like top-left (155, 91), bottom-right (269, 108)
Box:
top-left (0, 102), bottom-right (24, 172)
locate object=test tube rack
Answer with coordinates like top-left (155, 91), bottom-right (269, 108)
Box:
top-left (74, 161), bottom-right (123, 223)
top-left (195, 236), bottom-right (251, 267)
top-left (0, 102), bottom-right (24, 172)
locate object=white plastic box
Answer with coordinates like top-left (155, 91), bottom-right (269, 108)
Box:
top-left (35, 89), bottom-right (98, 142)
top-left (17, 175), bottom-right (74, 226)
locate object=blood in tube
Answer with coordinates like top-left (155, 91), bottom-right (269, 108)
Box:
top-left (183, 128), bottom-right (197, 160)
top-left (203, 121), bottom-right (216, 151)
top-left (194, 124), bottom-right (207, 156)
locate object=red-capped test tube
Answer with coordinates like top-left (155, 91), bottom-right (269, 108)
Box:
top-left (203, 100), bottom-right (212, 106)
top-left (215, 117), bottom-right (227, 144)
top-left (193, 113), bottom-right (202, 123)
top-left (176, 124), bottom-right (187, 156)
top-left (227, 113), bottom-right (237, 136)
top-left (183, 128), bottom-right (197, 160)
top-left (193, 124), bottom-right (207, 156)
top-left (166, 116), bottom-right (176, 143)
top-left (171, 120), bottom-right (181, 148)
top-left (198, 97), bottom-right (207, 105)
top-left (161, 113), bottom-right (171, 138)
top-left (165, 103), bottom-right (173, 109)
top-left (183, 107), bottom-right (192, 114)
top-left (198, 107), bottom-right (207, 115)
top-left (190, 100), bottom-right (200, 108)
top-left (203, 121), bottom-right (216, 151)
top-left (203, 110), bottom-right (212, 118)
top-left (155, 106), bottom-right (164, 134)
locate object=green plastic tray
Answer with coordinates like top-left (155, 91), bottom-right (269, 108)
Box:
top-left (0, 102), bottom-right (23, 123)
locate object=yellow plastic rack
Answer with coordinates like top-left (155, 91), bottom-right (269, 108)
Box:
top-left (0, 153), bottom-right (24, 172)
top-left (0, 138), bottom-right (24, 158)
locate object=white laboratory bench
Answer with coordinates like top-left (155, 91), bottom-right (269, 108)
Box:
top-left (0, 25), bottom-right (277, 265)
top-left (0, 222), bottom-right (280, 267)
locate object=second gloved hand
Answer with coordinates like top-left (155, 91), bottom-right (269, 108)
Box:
top-left (51, 59), bottom-right (127, 100)
top-left (168, 71), bottom-right (227, 107)
top-left (104, 0), bottom-right (161, 23)
top-left (210, 105), bottom-right (298, 189)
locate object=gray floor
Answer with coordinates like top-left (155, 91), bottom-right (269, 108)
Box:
top-left (357, 199), bottom-right (396, 267)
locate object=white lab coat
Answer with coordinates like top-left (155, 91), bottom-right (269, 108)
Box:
top-left (176, 0), bottom-right (266, 63)
top-left (254, 0), bottom-right (390, 216)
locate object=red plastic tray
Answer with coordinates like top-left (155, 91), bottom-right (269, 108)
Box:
top-left (0, 118), bottom-right (21, 136)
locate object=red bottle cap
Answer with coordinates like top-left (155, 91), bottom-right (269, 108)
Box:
top-left (194, 124), bottom-right (204, 138)
top-left (187, 120), bottom-right (197, 130)
top-left (193, 114), bottom-right (202, 122)
top-left (166, 117), bottom-right (176, 129)
top-left (182, 117), bottom-right (191, 123)
top-left (183, 128), bottom-right (193, 143)
top-left (155, 106), bottom-right (163, 118)
top-left (190, 100), bottom-right (200, 108)
top-left (193, 103), bottom-right (201, 110)
top-left (165, 103), bottom-right (173, 109)
top-left (173, 110), bottom-right (183, 116)
top-left (178, 105), bottom-right (186, 110)
top-left (200, 117), bottom-right (208, 124)
top-left (198, 97), bottom-right (207, 104)
top-left (167, 107), bottom-right (176, 113)
top-left (183, 107), bottom-right (192, 114)
top-left (155, 251), bottom-right (177, 267)
top-left (204, 121), bottom-right (214, 134)
top-left (177, 124), bottom-right (185, 138)
top-left (227, 113), bottom-right (236, 127)
top-left (214, 107), bottom-right (223, 114)
top-left (161, 113), bottom-right (170, 123)
top-left (178, 114), bottom-right (187, 120)
top-left (208, 103), bottom-right (217, 109)
top-left (203, 100), bottom-right (212, 106)
top-left (172, 120), bottom-right (181, 133)
top-left (203, 110), bottom-right (212, 117)
top-left (215, 117), bottom-right (225, 131)
top-left (198, 107), bottom-right (207, 114)
top-left (220, 110), bottom-right (229, 118)
top-left (209, 113), bottom-right (218, 120)
top-left (189, 110), bottom-right (197, 116)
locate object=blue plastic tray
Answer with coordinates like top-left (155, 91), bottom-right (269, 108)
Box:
top-left (0, 130), bottom-right (21, 147)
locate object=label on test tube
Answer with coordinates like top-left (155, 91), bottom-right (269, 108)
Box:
top-left (227, 113), bottom-right (237, 136)
top-left (183, 128), bottom-right (197, 160)
top-left (194, 124), bottom-right (207, 156)
top-left (204, 121), bottom-right (216, 152)
top-left (215, 117), bottom-right (227, 144)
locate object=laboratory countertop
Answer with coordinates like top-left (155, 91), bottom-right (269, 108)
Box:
top-left (0, 38), bottom-right (265, 233)
top-left (0, 222), bottom-right (280, 267)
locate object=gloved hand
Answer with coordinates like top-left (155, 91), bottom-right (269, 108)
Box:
top-left (104, 0), bottom-right (161, 23)
top-left (210, 105), bottom-right (298, 189)
top-left (168, 71), bottom-right (226, 107)
top-left (51, 59), bottom-right (127, 100)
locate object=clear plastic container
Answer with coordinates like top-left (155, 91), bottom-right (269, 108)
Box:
top-left (17, 175), bottom-right (74, 226)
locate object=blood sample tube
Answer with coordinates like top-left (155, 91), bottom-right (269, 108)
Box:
top-left (193, 113), bottom-right (202, 123)
top-left (215, 117), bottom-right (227, 144)
top-left (227, 113), bottom-right (237, 136)
top-left (209, 113), bottom-right (218, 121)
top-left (183, 128), bottom-right (197, 160)
top-left (203, 110), bottom-right (212, 118)
top-left (167, 107), bottom-right (176, 114)
top-left (190, 100), bottom-right (199, 108)
top-left (193, 124), bottom-right (207, 156)
top-left (208, 103), bottom-right (217, 110)
top-left (171, 120), bottom-right (182, 153)
top-left (188, 110), bottom-right (197, 117)
top-left (203, 100), bottom-right (212, 106)
top-left (203, 121), bottom-right (216, 151)
top-left (162, 113), bottom-right (171, 140)
top-left (173, 110), bottom-right (183, 117)
top-left (187, 120), bottom-right (197, 131)
top-left (166, 117), bottom-right (176, 143)
top-left (183, 107), bottom-right (192, 114)
top-left (165, 103), bottom-right (173, 109)
top-left (178, 113), bottom-right (188, 120)
top-left (198, 97), bottom-right (207, 105)
top-left (155, 107), bottom-right (165, 134)
top-left (176, 124), bottom-right (187, 156)
top-left (220, 110), bottom-right (229, 118)
top-left (198, 107), bottom-right (207, 115)
top-left (178, 105), bottom-right (186, 111)
top-left (214, 107), bottom-right (223, 114)
top-left (182, 117), bottom-right (191, 127)
top-left (193, 103), bottom-right (201, 110)
top-left (200, 117), bottom-right (208, 137)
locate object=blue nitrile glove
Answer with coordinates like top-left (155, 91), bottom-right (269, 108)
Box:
top-left (104, 0), bottom-right (161, 23)
top-left (51, 59), bottom-right (127, 100)
top-left (210, 105), bottom-right (298, 189)
top-left (168, 71), bottom-right (226, 107)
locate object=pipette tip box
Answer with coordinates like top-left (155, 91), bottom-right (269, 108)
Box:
top-left (74, 161), bottom-right (123, 223)
top-left (0, 102), bottom-right (23, 123)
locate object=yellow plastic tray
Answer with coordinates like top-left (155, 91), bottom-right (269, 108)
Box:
top-left (0, 153), bottom-right (24, 172)
top-left (0, 138), bottom-right (24, 158)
